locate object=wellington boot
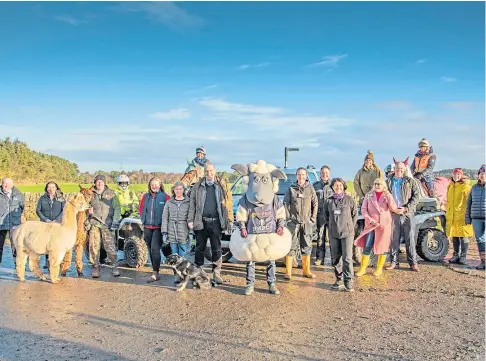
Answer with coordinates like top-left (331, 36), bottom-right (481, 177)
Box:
top-left (355, 255), bottom-right (370, 277)
top-left (476, 252), bottom-right (486, 270)
top-left (284, 256), bottom-right (293, 280)
top-left (373, 254), bottom-right (387, 276)
top-left (302, 255), bottom-right (316, 279)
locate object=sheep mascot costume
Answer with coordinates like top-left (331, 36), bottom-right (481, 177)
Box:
top-left (230, 160), bottom-right (292, 296)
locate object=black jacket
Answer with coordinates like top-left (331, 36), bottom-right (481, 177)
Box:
top-left (313, 180), bottom-right (333, 227)
top-left (323, 194), bottom-right (357, 239)
top-left (36, 192), bottom-right (65, 223)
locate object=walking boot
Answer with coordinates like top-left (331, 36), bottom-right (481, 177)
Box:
top-left (385, 262), bottom-right (399, 270)
top-left (355, 255), bottom-right (370, 277)
top-left (212, 257), bottom-right (223, 285)
top-left (244, 284), bottom-right (254, 296)
top-left (112, 266), bottom-right (120, 277)
top-left (302, 255), bottom-right (316, 279)
top-left (449, 238), bottom-right (460, 264)
top-left (284, 256), bottom-right (293, 280)
top-left (458, 240), bottom-right (469, 265)
top-left (92, 265), bottom-right (100, 278)
top-left (373, 254), bottom-right (387, 276)
top-left (476, 252), bottom-right (485, 270)
top-left (268, 283), bottom-right (280, 295)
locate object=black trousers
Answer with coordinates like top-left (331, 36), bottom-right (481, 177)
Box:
top-left (0, 229), bottom-right (16, 264)
top-left (194, 220), bottom-right (222, 267)
top-left (316, 223), bottom-right (329, 261)
top-left (143, 228), bottom-right (163, 272)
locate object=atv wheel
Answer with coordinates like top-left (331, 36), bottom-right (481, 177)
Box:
top-left (123, 236), bottom-right (149, 268)
top-left (416, 228), bottom-right (449, 262)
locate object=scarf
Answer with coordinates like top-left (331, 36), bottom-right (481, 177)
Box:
top-left (194, 157), bottom-right (207, 167)
top-left (333, 192), bottom-right (345, 199)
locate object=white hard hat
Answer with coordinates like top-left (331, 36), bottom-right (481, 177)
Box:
top-left (117, 174), bottom-right (130, 184)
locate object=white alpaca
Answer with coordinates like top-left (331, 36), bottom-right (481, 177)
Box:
top-left (12, 192), bottom-right (91, 283)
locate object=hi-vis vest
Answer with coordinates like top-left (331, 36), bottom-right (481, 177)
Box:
top-left (414, 154), bottom-right (432, 173)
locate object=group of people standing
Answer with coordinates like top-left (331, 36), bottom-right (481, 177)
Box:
top-left (0, 140), bottom-right (485, 293)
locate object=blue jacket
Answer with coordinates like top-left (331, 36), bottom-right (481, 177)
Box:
top-left (0, 187), bottom-right (24, 230)
top-left (36, 192), bottom-right (65, 223)
top-left (141, 191), bottom-right (168, 227)
top-left (466, 183), bottom-right (486, 223)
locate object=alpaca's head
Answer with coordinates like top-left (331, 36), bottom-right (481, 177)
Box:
top-left (79, 185), bottom-right (94, 204)
top-left (68, 191), bottom-right (92, 212)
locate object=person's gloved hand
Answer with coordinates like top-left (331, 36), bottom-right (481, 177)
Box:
top-left (84, 220), bottom-right (91, 232)
top-left (110, 223), bottom-right (119, 231)
top-left (276, 226), bottom-right (284, 236)
top-left (162, 233), bottom-right (169, 245)
top-left (240, 228), bottom-right (248, 238)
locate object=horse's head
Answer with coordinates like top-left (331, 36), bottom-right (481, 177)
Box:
top-left (180, 169), bottom-right (200, 187)
top-left (78, 184), bottom-right (94, 203)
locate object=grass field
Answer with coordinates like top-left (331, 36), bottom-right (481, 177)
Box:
top-left (16, 184), bottom-right (170, 193)
top-left (17, 181), bottom-right (356, 194)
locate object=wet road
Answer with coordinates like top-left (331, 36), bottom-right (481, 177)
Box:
top-left (0, 241), bottom-right (484, 361)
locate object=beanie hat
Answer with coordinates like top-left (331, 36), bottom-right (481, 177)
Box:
top-left (196, 146), bottom-right (206, 155)
top-left (452, 168), bottom-right (464, 177)
top-left (364, 150), bottom-right (374, 162)
top-left (94, 174), bottom-right (106, 183)
top-left (478, 164), bottom-right (486, 175)
top-left (418, 138), bottom-right (430, 148)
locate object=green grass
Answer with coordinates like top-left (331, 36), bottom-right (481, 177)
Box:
top-left (18, 181), bottom-right (356, 194)
top-left (16, 183), bottom-right (172, 193)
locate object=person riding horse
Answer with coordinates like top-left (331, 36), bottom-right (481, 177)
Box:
top-left (185, 146), bottom-right (210, 179)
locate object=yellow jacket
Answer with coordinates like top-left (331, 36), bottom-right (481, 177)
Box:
top-left (114, 186), bottom-right (139, 217)
top-left (446, 180), bottom-right (474, 238)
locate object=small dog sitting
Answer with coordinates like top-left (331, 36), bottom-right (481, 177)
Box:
top-left (165, 254), bottom-right (211, 291)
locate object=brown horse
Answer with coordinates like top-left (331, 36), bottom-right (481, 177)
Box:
top-left (60, 185), bottom-right (93, 276)
top-left (180, 169), bottom-right (200, 188)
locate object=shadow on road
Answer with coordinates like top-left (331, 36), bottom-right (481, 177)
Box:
top-left (0, 326), bottom-right (137, 361)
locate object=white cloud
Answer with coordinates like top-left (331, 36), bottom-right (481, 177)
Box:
top-left (440, 76), bottom-right (457, 82)
top-left (148, 108), bottom-right (191, 120)
top-left (116, 2), bottom-right (203, 31)
top-left (54, 15), bottom-right (88, 26)
top-left (311, 53), bottom-right (348, 67)
top-left (238, 62), bottom-right (271, 70)
top-left (415, 59), bottom-right (427, 64)
top-left (198, 98), bottom-right (283, 114)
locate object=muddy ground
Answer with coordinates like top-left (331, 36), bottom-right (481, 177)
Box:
top-left (0, 241), bottom-right (484, 361)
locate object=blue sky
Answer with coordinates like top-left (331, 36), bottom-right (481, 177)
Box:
top-left (0, 1), bottom-right (484, 179)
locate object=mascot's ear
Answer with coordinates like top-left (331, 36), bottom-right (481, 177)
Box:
top-left (404, 157), bottom-right (409, 166)
top-left (271, 168), bottom-right (287, 180)
top-left (231, 164), bottom-right (249, 176)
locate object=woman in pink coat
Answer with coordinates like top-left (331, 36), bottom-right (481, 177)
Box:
top-left (354, 178), bottom-right (397, 276)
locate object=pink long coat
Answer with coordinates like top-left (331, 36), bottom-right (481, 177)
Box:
top-left (354, 190), bottom-right (397, 255)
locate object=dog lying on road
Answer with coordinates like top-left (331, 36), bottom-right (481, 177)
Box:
top-left (165, 254), bottom-right (211, 291)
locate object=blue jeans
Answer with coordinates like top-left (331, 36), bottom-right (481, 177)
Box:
top-left (363, 231), bottom-right (375, 256)
top-left (472, 219), bottom-right (486, 253)
top-left (246, 261), bottom-right (276, 286)
top-left (170, 242), bottom-right (188, 257)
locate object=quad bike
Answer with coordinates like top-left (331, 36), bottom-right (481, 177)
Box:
top-left (85, 216), bottom-right (172, 268)
top-left (353, 197), bottom-right (448, 266)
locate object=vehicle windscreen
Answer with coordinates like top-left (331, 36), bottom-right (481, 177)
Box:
top-left (277, 172), bottom-right (318, 195)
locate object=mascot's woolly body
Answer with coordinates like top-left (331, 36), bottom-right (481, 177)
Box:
top-left (229, 160), bottom-right (292, 262)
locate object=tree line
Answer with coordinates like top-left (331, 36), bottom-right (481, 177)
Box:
top-left (0, 138), bottom-right (239, 184)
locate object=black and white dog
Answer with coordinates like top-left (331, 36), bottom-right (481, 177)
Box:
top-left (165, 254), bottom-right (211, 291)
